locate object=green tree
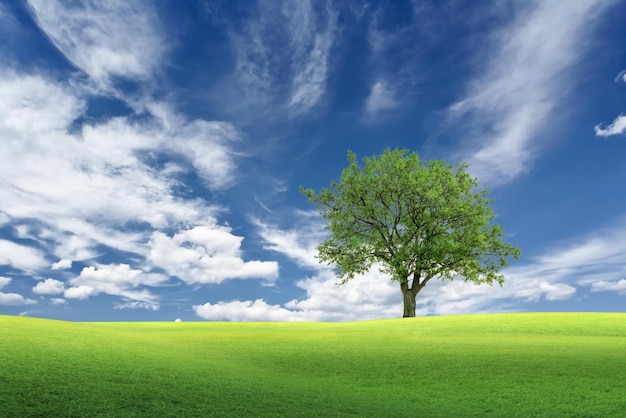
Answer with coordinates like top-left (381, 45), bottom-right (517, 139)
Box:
top-left (301, 148), bottom-right (520, 317)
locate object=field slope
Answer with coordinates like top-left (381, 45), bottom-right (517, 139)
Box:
top-left (1, 313), bottom-right (625, 417)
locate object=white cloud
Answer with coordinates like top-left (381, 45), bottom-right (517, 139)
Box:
top-left (27, 0), bottom-right (166, 89)
top-left (590, 279), bottom-right (626, 294)
top-left (64, 285), bottom-right (94, 300)
top-left (227, 0), bottom-right (337, 117)
top-left (284, 1), bottom-right (337, 114)
top-left (0, 70), bottom-right (238, 271)
top-left (32, 278), bottom-right (65, 295)
top-left (194, 299), bottom-right (310, 322)
top-left (284, 268), bottom-right (401, 320)
top-left (0, 276), bottom-right (37, 305)
top-left (0, 277), bottom-right (10, 288)
top-left (448, 0), bottom-right (616, 185)
top-left (0, 292), bottom-right (37, 306)
top-left (255, 216), bottom-right (326, 269)
top-left (595, 114), bottom-right (626, 137)
top-left (514, 281), bottom-right (577, 302)
top-left (114, 301), bottom-right (160, 311)
top-left (365, 81), bottom-right (399, 116)
top-left (363, 6), bottom-right (419, 122)
top-left (0, 239), bottom-right (47, 271)
top-left (51, 259), bottom-right (72, 270)
top-left (65, 264), bottom-right (167, 302)
top-left (174, 318), bottom-right (182, 322)
top-left (50, 298), bottom-right (66, 305)
top-left (0, 71), bottom-right (84, 133)
top-left (149, 226), bottom-right (279, 285)
top-left (616, 70), bottom-right (626, 83)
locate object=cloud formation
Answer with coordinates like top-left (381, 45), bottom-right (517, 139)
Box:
top-left (64, 264), bottom-right (166, 304)
top-left (149, 226), bottom-right (279, 285)
top-left (32, 278), bottom-right (65, 295)
top-left (0, 239), bottom-right (47, 272)
top-left (27, 0), bottom-right (166, 89)
top-left (595, 114), bottom-right (626, 137)
top-left (226, 0), bottom-right (337, 118)
top-left (0, 69), bottom-right (242, 283)
top-left (365, 81), bottom-right (399, 117)
top-left (448, 0), bottom-right (616, 185)
top-left (0, 276), bottom-right (36, 306)
top-left (591, 279), bottom-right (626, 294)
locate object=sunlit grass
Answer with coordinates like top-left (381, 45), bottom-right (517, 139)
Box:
top-left (1, 313), bottom-right (625, 417)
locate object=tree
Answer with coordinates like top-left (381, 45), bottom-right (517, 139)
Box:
top-left (301, 148), bottom-right (520, 317)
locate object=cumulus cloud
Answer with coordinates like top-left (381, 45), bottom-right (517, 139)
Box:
top-left (0, 239), bottom-right (47, 271)
top-left (32, 278), bottom-right (65, 295)
top-left (64, 264), bottom-right (167, 303)
top-left (194, 267), bottom-right (400, 321)
top-left (0, 276), bottom-right (37, 306)
top-left (595, 114), bottom-right (626, 137)
top-left (448, 0), bottom-right (616, 185)
top-left (27, 0), bottom-right (166, 89)
top-left (51, 259), bottom-right (72, 270)
top-left (149, 226), bottom-right (279, 284)
top-left (194, 299), bottom-right (308, 322)
top-left (64, 285), bottom-right (94, 300)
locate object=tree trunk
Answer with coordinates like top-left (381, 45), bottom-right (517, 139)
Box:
top-left (400, 282), bottom-right (417, 317)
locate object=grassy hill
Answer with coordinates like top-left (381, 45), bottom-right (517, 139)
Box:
top-left (1, 313), bottom-right (625, 417)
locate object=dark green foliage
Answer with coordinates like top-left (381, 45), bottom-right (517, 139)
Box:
top-left (301, 148), bottom-right (520, 316)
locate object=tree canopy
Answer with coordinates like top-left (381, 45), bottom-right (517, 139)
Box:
top-left (301, 148), bottom-right (520, 317)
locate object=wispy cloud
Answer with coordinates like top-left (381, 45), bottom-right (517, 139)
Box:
top-left (114, 301), bottom-right (160, 311)
top-left (595, 114), bottom-right (626, 137)
top-left (27, 0), bottom-right (166, 90)
top-left (226, 0), bottom-right (337, 119)
top-left (591, 279), bottom-right (626, 294)
top-left (447, 0), bottom-right (616, 186)
top-left (595, 70), bottom-right (626, 137)
top-left (362, 4), bottom-right (419, 122)
top-left (365, 80), bottom-right (399, 117)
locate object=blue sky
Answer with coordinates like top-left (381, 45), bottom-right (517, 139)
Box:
top-left (1, 0), bottom-right (625, 322)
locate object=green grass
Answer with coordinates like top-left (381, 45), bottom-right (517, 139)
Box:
top-left (1, 313), bottom-right (625, 417)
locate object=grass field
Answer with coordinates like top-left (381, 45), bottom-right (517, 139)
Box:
top-left (1, 313), bottom-right (625, 417)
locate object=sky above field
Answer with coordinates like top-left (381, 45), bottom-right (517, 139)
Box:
top-left (1, 0), bottom-right (625, 321)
